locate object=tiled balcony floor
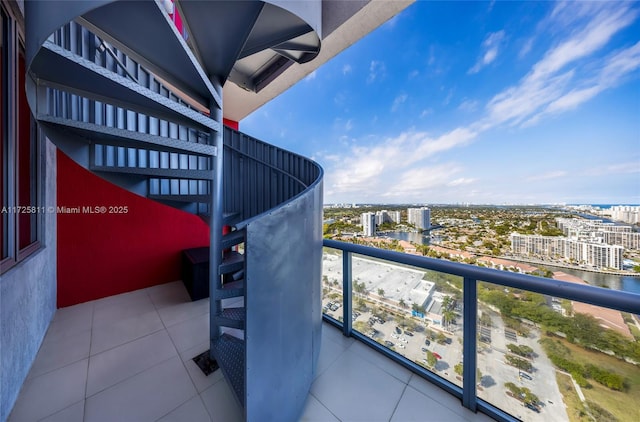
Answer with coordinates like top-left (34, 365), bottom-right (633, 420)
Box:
top-left (8, 281), bottom-right (495, 422)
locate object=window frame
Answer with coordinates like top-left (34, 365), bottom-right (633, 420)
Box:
top-left (1, 1), bottom-right (42, 274)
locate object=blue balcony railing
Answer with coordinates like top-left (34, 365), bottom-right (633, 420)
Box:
top-left (322, 239), bottom-right (640, 422)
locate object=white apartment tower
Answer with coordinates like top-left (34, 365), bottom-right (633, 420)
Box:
top-left (361, 212), bottom-right (376, 237)
top-left (408, 207), bottom-right (431, 230)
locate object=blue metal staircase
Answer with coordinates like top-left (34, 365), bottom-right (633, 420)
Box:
top-left (25, 1), bottom-right (324, 420)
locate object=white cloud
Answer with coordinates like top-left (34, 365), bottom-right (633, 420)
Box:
top-left (391, 94), bottom-right (408, 112)
top-left (519, 37), bottom-right (534, 58)
top-left (322, 127), bottom-right (478, 199)
top-left (367, 61), bottom-right (386, 83)
top-left (530, 6), bottom-right (636, 82)
top-left (468, 30), bottom-right (506, 74)
top-left (420, 108), bottom-right (433, 118)
top-left (342, 64), bottom-right (352, 75)
top-left (458, 99), bottom-right (479, 112)
top-left (443, 88), bottom-right (454, 105)
top-left (585, 161), bottom-right (640, 176)
top-left (448, 178), bottom-right (476, 186)
top-left (345, 119), bottom-right (353, 132)
top-left (485, 3), bottom-right (638, 129)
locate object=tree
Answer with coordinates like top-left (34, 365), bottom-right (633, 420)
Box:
top-left (442, 295), bottom-right (452, 310)
top-left (454, 362), bottom-right (463, 376)
top-left (377, 288), bottom-right (385, 297)
top-left (399, 299), bottom-right (406, 308)
top-left (442, 310), bottom-right (456, 329)
top-left (412, 303), bottom-right (425, 314)
top-left (426, 351), bottom-right (437, 368)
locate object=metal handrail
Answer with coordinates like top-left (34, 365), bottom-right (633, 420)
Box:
top-left (223, 143), bottom-right (309, 189)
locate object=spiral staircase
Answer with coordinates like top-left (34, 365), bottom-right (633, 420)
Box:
top-left (25, 1), bottom-right (324, 420)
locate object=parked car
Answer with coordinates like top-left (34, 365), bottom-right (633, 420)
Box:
top-left (424, 339), bottom-right (431, 346)
top-left (525, 403), bottom-right (540, 413)
top-left (404, 331), bottom-right (414, 336)
top-left (384, 341), bottom-right (394, 347)
top-left (421, 347), bottom-right (428, 353)
top-left (433, 352), bottom-right (442, 360)
top-left (519, 372), bottom-right (533, 381)
top-left (395, 327), bottom-right (402, 334)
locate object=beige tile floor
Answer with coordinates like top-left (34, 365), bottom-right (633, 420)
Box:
top-left (8, 281), bottom-right (495, 421)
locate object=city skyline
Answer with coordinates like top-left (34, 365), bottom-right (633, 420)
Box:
top-left (242, 1), bottom-right (640, 205)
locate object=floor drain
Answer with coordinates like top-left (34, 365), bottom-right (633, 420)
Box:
top-left (192, 350), bottom-right (219, 376)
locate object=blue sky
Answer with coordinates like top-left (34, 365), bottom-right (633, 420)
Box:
top-left (241, 1), bottom-right (640, 205)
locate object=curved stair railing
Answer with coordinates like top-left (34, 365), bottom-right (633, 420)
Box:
top-left (25, 1), bottom-right (323, 420)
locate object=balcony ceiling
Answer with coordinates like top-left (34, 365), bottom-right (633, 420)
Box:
top-left (223, 0), bottom-right (414, 123)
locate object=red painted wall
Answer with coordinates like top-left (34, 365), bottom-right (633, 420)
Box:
top-left (56, 151), bottom-right (210, 307)
top-left (223, 118), bottom-right (239, 131)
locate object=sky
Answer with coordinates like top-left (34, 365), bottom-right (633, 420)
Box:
top-left (241, 1), bottom-right (640, 205)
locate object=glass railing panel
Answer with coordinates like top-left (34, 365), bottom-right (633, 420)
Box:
top-left (322, 247), bottom-right (343, 322)
top-left (348, 253), bottom-right (464, 387)
top-left (476, 281), bottom-right (640, 422)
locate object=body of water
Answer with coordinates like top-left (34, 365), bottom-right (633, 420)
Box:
top-left (382, 231), bottom-right (432, 245)
top-left (542, 265), bottom-right (640, 295)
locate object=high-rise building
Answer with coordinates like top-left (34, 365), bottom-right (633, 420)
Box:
top-left (361, 212), bottom-right (376, 236)
top-left (407, 207), bottom-right (431, 230)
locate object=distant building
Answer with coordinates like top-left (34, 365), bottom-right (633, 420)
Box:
top-left (556, 218), bottom-right (639, 250)
top-left (389, 211), bottom-right (401, 223)
top-left (407, 207), bottom-right (430, 230)
top-left (510, 233), bottom-right (624, 270)
top-left (375, 210), bottom-right (389, 225)
top-left (610, 205), bottom-right (640, 224)
top-left (361, 212), bottom-right (376, 236)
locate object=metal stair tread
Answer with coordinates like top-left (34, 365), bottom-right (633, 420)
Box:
top-left (213, 307), bottom-right (245, 329)
top-left (210, 334), bottom-right (245, 407)
top-left (219, 251), bottom-right (244, 275)
top-left (222, 229), bottom-right (245, 249)
top-left (147, 194), bottom-right (211, 203)
top-left (32, 42), bottom-right (220, 133)
top-left (213, 279), bottom-right (244, 300)
top-left (91, 165), bottom-right (214, 180)
top-left (37, 115), bottom-right (216, 156)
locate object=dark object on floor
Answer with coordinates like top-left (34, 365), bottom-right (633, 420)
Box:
top-left (193, 350), bottom-right (219, 376)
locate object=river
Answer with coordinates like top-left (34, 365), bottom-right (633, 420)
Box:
top-left (539, 265), bottom-right (640, 295)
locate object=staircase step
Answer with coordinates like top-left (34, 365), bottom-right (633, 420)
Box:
top-left (37, 115), bottom-right (216, 156)
top-left (213, 279), bottom-right (244, 300)
top-left (210, 334), bottom-right (245, 407)
top-left (79, 0), bottom-right (221, 108)
top-left (32, 42), bottom-right (219, 133)
top-left (199, 211), bottom-right (243, 227)
top-left (91, 165), bottom-right (214, 180)
top-left (213, 307), bottom-right (245, 329)
top-left (222, 229), bottom-right (245, 249)
top-left (223, 212), bottom-right (242, 226)
top-left (147, 194), bottom-right (211, 203)
top-left (219, 251), bottom-right (244, 275)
